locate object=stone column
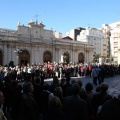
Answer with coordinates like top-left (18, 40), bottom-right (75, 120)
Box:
top-left (71, 44), bottom-right (74, 63)
top-left (60, 49), bottom-right (63, 63)
top-left (72, 50), bottom-right (74, 63)
top-left (75, 51), bottom-right (77, 63)
top-left (38, 47), bottom-right (41, 64)
top-left (74, 50), bottom-right (77, 63)
top-left (84, 51), bottom-right (86, 63)
top-left (69, 44), bottom-right (72, 63)
top-left (87, 51), bottom-right (90, 63)
top-left (71, 50), bottom-right (73, 63)
top-left (55, 47), bottom-right (59, 63)
top-left (41, 46), bottom-right (45, 64)
top-left (11, 46), bottom-right (13, 62)
top-left (39, 45), bottom-right (43, 64)
top-left (89, 51), bottom-right (92, 63)
top-left (8, 45), bottom-right (12, 62)
top-left (12, 45), bottom-right (17, 65)
top-left (31, 45), bottom-right (35, 64)
top-left (52, 45), bottom-right (54, 63)
top-left (6, 44), bottom-right (10, 64)
top-left (86, 51), bottom-right (88, 63)
top-left (73, 49), bottom-right (77, 64)
top-left (3, 43), bottom-right (8, 65)
top-left (35, 46), bottom-right (40, 64)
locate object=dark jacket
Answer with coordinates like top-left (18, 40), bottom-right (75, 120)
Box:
top-left (100, 97), bottom-right (120, 120)
top-left (64, 95), bottom-right (88, 120)
top-left (92, 92), bottom-right (112, 117)
top-left (20, 93), bottom-right (39, 120)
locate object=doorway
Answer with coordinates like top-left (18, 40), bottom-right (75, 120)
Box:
top-left (19, 50), bottom-right (30, 66)
top-left (78, 52), bottom-right (84, 63)
top-left (43, 51), bottom-right (52, 63)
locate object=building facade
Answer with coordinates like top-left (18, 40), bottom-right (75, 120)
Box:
top-left (74, 27), bottom-right (108, 64)
top-left (0, 21), bottom-right (93, 66)
top-left (66, 27), bottom-right (86, 41)
top-left (101, 22), bottom-right (120, 64)
top-left (77, 27), bottom-right (108, 57)
top-left (108, 22), bottom-right (120, 63)
top-left (101, 24), bottom-right (111, 58)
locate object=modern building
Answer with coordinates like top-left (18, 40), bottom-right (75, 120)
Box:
top-left (101, 24), bottom-right (111, 58)
top-left (0, 21), bottom-right (93, 66)
top-left (66, 27), bottom-right (86, 41)
top-left (53, 31), bottom-right (62, 39)
top-left (73, 27), bottom-right (108, 64)
top-left (108, 21), bottom-right (120, 63)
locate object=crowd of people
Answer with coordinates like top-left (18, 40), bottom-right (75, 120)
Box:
top-left (0, 62), bottom-right (120, 120)
top-left (0, 61), bottom-right (120, 82)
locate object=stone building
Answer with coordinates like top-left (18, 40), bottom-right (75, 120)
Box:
top-left (0, 21), bottom-right (93, 66)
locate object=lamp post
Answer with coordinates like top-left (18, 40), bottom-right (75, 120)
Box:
top-left (14, 48), bottom-right (22, 58)
top-left (92, 52), bottom-right (96, 63)
top-left (14, 48), bottom-right (22, 66)
top-left (63, 51), bottom-right (68, 65)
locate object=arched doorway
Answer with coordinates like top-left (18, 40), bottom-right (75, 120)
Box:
top-left (0, 50), bottom-right (3, 66)
top-left (63, 51), bottom-right (69, 64)
top-left (19, 50), bottom-right (30, 66)
top-left (78, 53), bottom-right (84, 63)
top-left (43, 51), bottom-right (52, 63)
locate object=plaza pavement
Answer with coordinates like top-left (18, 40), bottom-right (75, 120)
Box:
top-left (45, 75), bottom-right (120, 97)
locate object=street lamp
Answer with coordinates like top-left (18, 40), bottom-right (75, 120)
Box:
top-left (63, 51), bottom-right (68, 64)
top-left (92, 52), bottom-right (96, 63)
top-left (14, 48), bottom-right (22, 58)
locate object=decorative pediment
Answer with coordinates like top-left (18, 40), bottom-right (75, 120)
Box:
top-left (61, 36), bottom-right (73, 40)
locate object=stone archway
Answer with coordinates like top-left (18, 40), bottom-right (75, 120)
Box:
top-left (19, 50), bottom-right (30, 66)
top-left (63, 51), bottom-right (69, 64)
top-left (43, 51), bottom-right (52, 63)
top-left (78, 52), bottom-right (84, 63)
top-left (0, 50), bottom-right (3, 66)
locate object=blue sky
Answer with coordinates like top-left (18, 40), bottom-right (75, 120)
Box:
top-left (0, 0), bottom-right (120, 36)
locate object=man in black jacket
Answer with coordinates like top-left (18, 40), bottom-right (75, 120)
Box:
top-left (64, 83), bottom-right (88, 120)
top-left (92, 83), bottom-right (112, 119)
top-left (100, 94), bottom-right (120, 120)
top-left (20, 82), bottom-right (39, 120)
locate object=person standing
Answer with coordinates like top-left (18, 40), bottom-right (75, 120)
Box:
top-left (100, 94), bottom-right (120, 120)
top-left (20, 82), bottom-right (40, 120)
top-left (92, 66), bottom-right (101, 86)
top-left (64, 83), bottom-right (88, 120)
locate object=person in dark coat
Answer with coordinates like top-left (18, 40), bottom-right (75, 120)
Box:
top-left (62, 75), bottom-right (72, 97)
top-left (85, 82), bottom-right (94, 120)
top-left (43, 96), bottom-right (67, 120)
top-left (33, 77), bottom-right (43, 114)
top-left (100, 94), bottom-right (120, 120)
top-left (92, 83), bottom-right (112, 119)
top-left (20, 82), bottom-right (39, 120)
top-left (64, 83), bottom-right (88, 120)
top-left (54, 87), bottom-right (65, 105)
top-left (40, 82), bottom-right (54, 117)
